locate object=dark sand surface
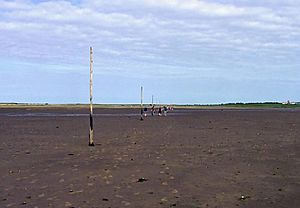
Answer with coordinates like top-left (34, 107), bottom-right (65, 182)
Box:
top-left (0, 108), bottom-right (299, 208)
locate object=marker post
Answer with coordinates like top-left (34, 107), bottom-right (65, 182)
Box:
top-left (140, 86), bottom-right (144, 121)
top-left (89, 46), bottom-right (94, 146)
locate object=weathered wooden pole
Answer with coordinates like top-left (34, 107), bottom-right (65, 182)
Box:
top-left (140, 86), bottom-right (144, 121)
top-left (89, 46), bottom-right (94, 146)
top-left (152, 95), bottom-right (154, 106)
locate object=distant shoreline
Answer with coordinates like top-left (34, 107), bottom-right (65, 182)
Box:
top-left (1, 102), bottom-right (300, 109)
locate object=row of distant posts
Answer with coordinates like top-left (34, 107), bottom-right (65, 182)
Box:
top-left (88, 47), bottom-right (148, 146)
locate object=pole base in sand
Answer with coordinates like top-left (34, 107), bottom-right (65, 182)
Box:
top-left (88, 143), bottom-right (95, 146)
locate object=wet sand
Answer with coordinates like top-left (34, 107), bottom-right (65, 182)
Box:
top-left (0, 107), bottom-right (299, 208)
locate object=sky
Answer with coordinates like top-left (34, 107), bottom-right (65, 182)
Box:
top-left (0, 0), bottom-right (299, 104)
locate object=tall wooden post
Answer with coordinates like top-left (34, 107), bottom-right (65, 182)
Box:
top-left (152, 95), bottom-right (154, 106)
top-left (140, 86), bottom-right (144, 121)
top-left (89, 46), bottom-right (94, 146)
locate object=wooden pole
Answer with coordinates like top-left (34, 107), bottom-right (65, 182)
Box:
top-left (152, 95), bottom-right (154, 106)
top-left (140, 86), bottom-right (144, 121)
top-left (89, 46), bottom-right (94, 146)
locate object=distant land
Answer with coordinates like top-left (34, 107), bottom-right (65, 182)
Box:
top-left (1, 102), bottom-right (300, 109)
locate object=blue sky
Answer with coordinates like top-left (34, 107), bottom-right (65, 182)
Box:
top-left (0, 0), bottom-right (299, 104)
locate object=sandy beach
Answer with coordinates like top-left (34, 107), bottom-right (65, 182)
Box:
top-left (0, 107), bottom-right (299, 208)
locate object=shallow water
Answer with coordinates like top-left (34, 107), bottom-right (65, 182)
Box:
top-left (0, 108), bottom-right (298, 117)
top-left (0, 112), bottom-right (187, 117)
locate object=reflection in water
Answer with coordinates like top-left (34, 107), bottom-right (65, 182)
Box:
top-left (0, 108), bottom-right (296, 117)
top-left (0, 112), bottom-right (186, 117)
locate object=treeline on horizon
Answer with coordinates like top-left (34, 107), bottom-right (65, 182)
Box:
top-left (203, 102), bottom-right (300, 108)
top-left (181, 102), bottom-right (300, 108)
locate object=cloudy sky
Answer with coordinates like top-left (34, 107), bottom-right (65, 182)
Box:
top-left (0, 0), bottom-right (299, 104)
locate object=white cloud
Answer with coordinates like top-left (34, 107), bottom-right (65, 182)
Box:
top-left (0, 0), bottom-right (31, 10)
top-left (0, 0), bottom-right (299, 80)
top-left (142, 0), bottom-right (248, 16)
